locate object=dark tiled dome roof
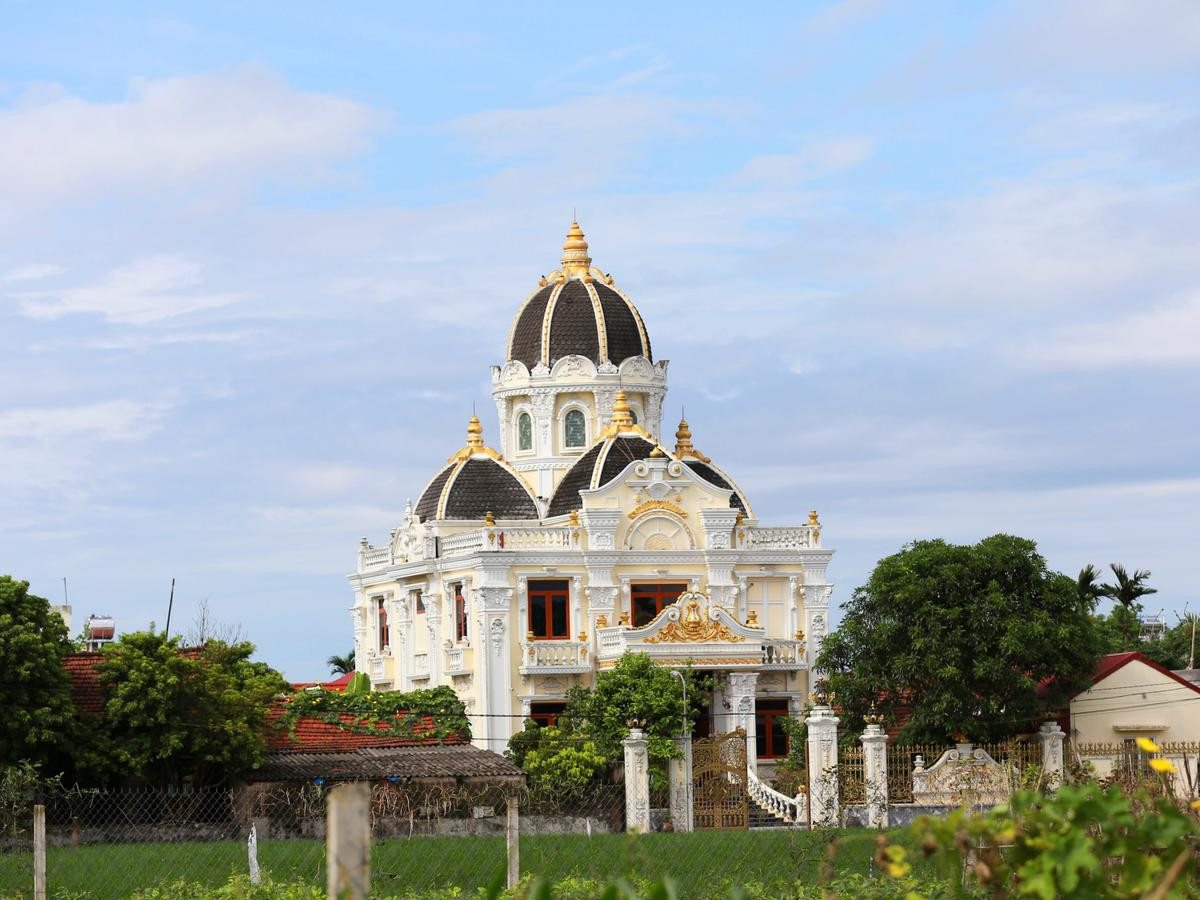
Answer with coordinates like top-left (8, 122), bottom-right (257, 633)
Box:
top-left (547, 434), bottom-right (659, 518)
top-left (505, 223), bottom-right (651, 369)
top-left (414, 417), bottom-right (539, 522)
top-left (684, 461), bottom-right (749, 514)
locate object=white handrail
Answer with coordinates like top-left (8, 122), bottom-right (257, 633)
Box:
top-left (746, 767), bottom-right (806, 825)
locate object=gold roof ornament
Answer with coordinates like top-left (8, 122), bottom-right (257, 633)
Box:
top-left (483, 510), bottom-right (495, 527)
top-left (448, 413), bottom-right (503, 462)
top-left (673, 416), bottom-right (710, 463)
top-left (746, 609), bottom-right (758, 626)
top-left (467, 415), bottom-right (485, 450)
top-left (808, 509), bottom-right (820, 527)
top-left (568, 509), bottom-right (580, 526)
top-left (645, 596), bottom-right (744, 644)
top-left (609, 390), bottom-right (634, 429)
top-left (560, 220), bottom-right (592, 277)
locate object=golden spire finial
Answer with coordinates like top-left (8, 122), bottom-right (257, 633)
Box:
top-left (808, 509), bottom-right (820, 526)
top-left (674, 417), bottom-right (693, 456)
top-left (560, 220), bottom-right (592, 277)
top-left (609, 390), bottom-right (634, 428)
top-left (466, 414), bottom-right (485, 450)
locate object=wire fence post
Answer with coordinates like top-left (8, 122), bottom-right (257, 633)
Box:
top-left (326, 783), bottom-right (370, 900)
top-left (33, 803), bottom-right (46, 900)
top-left (506, 792), bottom-right (519, 889)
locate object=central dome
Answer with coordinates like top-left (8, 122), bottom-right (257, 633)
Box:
top-left (506, 222), bottom-right (652, 369)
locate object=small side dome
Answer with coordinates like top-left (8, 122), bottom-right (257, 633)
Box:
top-left (413, 416), bottom-right (539, 521)
top-left (506, 222), bottom-right (652, 369)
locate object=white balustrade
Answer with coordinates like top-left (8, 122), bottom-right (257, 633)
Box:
top-left (761, 640), bottom-right (807, 668)
top-left (519, 640), bottom-right (590, 674)
top-left (747, 526), bottom-right (816, 550)
top-left (747, 767), bottom-right (807, 825)
top-left (445, 646), bottom-right (467, 674)
top-left (439, 530), bottom-right (486, 557)
top-left (497, 527), bottom-right (576, 550)
top-left (358, 545), bottom-right (391, 572)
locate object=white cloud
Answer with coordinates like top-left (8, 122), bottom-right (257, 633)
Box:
top-left (11, 255), bottom-right (244, 324)
top-left (1020, 292), bottom-right (1200, 368)
top-left (0, 64), bottom-right (383, 209)
top-left (1, 264), bottom-right (62, 283)
top-left (735, 138), bottom-right (874, 187)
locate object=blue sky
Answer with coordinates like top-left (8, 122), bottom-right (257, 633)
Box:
top-left (3, 1), bottom-right (1198, 679)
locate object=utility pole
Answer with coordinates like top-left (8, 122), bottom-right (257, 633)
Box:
top-left (164, 578), bottom-right (175, 637)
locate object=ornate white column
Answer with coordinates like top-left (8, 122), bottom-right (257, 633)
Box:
top-left (350, 604), bottom-right (367, 674)
top-left (425, 586), bottom-right (443, 686)
top-left (477, 563), bottom-right (515, 748)
top-left (390, 591), bottom-right (408, 687)
top-left (806, 700), bottom-right (840, 827)
top-left (861, 719), bottom-right (889, 828)
top-left (623, 727), bottom-right (651, 833)
top-left (725, 671), bottom-right (759, 770)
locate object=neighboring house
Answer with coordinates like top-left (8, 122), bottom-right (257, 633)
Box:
top-left (348, 221), bottom-right (833, 774)
top-left (1070, 652), bottom-right (1200, 744)
top-left (1069, 652), bottom-right (1200, 794)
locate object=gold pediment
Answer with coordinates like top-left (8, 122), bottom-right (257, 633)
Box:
top-left (628, 499), bottom-right (688, 519)
top-left (644, 597), bottom-right (743, 644)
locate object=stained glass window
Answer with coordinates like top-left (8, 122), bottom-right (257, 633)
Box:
top-left (517, 413), bottom-right (533, 451)
top-left (564, 409), bottom-right (586, 448)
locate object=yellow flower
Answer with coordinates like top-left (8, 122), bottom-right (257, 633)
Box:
top-left (887, 861), bottom-right (912, 878)
top-left (1148, 758), bottom-right (1176, 774)
top-left (1190, 799), bottom-right (1200, 810)
top-left (1136, 737), bottom-right (1161, 754)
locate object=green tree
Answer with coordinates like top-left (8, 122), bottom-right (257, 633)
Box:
top-left (1139, 614), bottom-right (1198, 672)
top-left (1099, 564), bottom-right (1157, 645)
top-left (0, 576), bottom-right (75, 766)
top-left (561, 652), bottom-right (711, 764)
top-left (79, 632), bottom-right (288, 787)
top-left (816, 535), bottom-right (1106, 743)
top-left (326, 648), bottom-right (355, 676)
top-left (521, 725), bottom-right (607, 803)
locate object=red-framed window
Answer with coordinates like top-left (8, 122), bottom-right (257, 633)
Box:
top-left (414, 589), bottom-right (425, 614)
top-left (528, 579), bottom-right (570, 639)
top-left (755, 699), bottom-right (790, 759)
top-left (375, 596), bottom-right (389, 651)
top-left (529, 702), bottom-right (567, 729)
top-left (454, 585), bottom-right (468, 643)
top-left (630, 583), bottom-right (687, 627)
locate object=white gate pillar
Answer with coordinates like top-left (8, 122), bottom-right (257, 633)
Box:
top-left (1038, 720), bottom-right (1066, 784)
top-left (623, 727), bottom-right (652, 833)
top-left (669, 736), bottom-right (694, 832)
top-left (806, 701), bottom-right (840, 827)
top-left (861, 718), bottom-right (889, 828)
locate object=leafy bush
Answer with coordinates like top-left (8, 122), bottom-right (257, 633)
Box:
top-left (521, 726), bottom-right (606, 802)
top-left (906, 782), bottom-right (1200, 898)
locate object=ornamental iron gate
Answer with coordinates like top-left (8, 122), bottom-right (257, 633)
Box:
top-left (692, 728), bottom-right (749, 831)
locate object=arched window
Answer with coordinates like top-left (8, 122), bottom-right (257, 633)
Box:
top-left (564, 409), bottom-right (587, 448)
top-left (517, 412), bottom-right (533, 451)
top-left (629, 409), bottom-right (638, 425)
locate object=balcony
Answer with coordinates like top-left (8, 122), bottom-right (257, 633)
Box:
top-left (743, 525), bottom-right (819, 550)
top-left (760, 639), bottom-right (806, 670)
top-left (519, 640), bottom-right (591, 676)
top-left (445, 645), bottom-right (473, 676)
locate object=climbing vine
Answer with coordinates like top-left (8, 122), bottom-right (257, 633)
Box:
top-left (276, 685), bottom-right (471, 744)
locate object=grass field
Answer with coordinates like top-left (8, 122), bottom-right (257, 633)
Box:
top-left (0, 829), bottom-right (933, 898)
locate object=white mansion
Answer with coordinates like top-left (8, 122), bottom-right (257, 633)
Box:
top-left (348, 222), bottom-right (833, 770)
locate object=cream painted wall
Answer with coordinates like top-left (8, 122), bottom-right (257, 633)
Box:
top-left (1071, 658), bottom-right (1200, 744)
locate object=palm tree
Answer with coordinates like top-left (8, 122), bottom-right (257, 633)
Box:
top-left (1077, 564), bottom-right (1104, 606)
top-left (327, 648), bottom-right (356, 675)
top-left (1100, 564), bottom-right (1157, 645)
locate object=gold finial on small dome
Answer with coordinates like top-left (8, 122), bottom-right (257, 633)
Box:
top-left (560, 220), bottom-right (592, 276)
top-left (808, 509), bottom-right (820, 527)
top-left (609, 390), bottom-right (634, 428)
top-left (466, 415), bottom-right (485, 450)
top-left (674, 417), bottom-right (693, 456)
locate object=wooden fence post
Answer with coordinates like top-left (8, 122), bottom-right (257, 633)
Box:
top-left (506, 793), bottom-right (519, 889)
top-left (326, 783), bottom-right (370, 900)
top-left (33, 803), bottom-right (46, 900)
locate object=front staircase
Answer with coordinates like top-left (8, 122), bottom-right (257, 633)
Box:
top-left (746, 768), bottom-right (807, 828)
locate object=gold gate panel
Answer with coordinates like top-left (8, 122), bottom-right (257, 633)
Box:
top-left (692, 728), bottom-right (749, 831)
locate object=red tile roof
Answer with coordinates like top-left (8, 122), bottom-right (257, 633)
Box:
top-left (1078, 651), bottom-right (1200, 697)
top-left (289, 672), bottom-right (354, 692)
top-left (63, 652), bottom-right (105, 716)
top-left (264, 698), bottom-right (467, 752)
